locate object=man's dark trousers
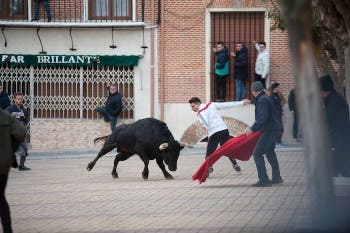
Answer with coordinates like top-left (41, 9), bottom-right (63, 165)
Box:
top-left (253, 131), bottom-right (281, 181)
top-left (0, 175), bottom-right (12, 233)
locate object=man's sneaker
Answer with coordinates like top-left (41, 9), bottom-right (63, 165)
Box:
top-left (232, 164), bottom-right (241, 173)
top-left (276, 142), bottom-right (285, 148)
top-left (252, 180), bottom-right (271, 187)
top-left (18, 166), bottom-right (31, 171)
top-left (271, 176), bottom-right (283, 184)
top-left (207, 167), bottom-right (214, 178)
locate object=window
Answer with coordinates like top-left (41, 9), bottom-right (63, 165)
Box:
top-left (0, 0), bottom-right (27, 19)
top-left (89, 0), bottom-right (132, 20)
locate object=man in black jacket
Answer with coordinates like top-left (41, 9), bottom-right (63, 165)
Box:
top-left (6, 92), bottom-right (30, 171)
top-left (0, 86), bottom-right (10, 110)
top-left (95, 83), bottom-right (123, 132)
top-left (320, 75), bottom-right (350, 177)
top-left (245, 81), bottom-right (283, 187)
top-left (231, 42), bottom-right (248, 101)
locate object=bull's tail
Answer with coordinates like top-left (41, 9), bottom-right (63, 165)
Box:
top-left (94, 135), bottom-right (109, 144)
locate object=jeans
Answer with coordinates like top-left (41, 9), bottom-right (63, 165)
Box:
top-left (292, 110), bottom-right (299, 139)
top-left (95, 106), bottom-right (118, 132)
top-left (0, 175), bottom-right (12, 233)
top-left (215, 74), bottom-right (227, 101)
top-left (254, 73), bottom-right (266, 89)
top-left (33, 0), bottom-right (51, 21)
top-left (235, 79), bottom-right (246, 101)
top-left (252, 131), bottom-right (281, 181)
top-left (206, 129), bottom-right (237, 165)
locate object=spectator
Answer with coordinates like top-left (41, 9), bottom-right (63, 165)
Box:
top-left (32, 0), bottom-right (52, 22)
top-left (213, 41), bottom-right (230, 102)
top-left (95, 83), bottom-right (123, 132)
top-left (231, 42), bottom-right (248, 101)
top-left (319, 75), bottom-right (350, 177)
top-left (0, 85), bottom-right (10, 110)
top-left (245, 81), bottom-right (283, 187)
top-left (6, 92), bottom-right (30, 171)
top-left (188, 97), bottom-right (250, 177)
top-left (288, 87), bottom-right (300, 141)
top-left (0, 108), bottom-right (26, 233)
top-left (267, 82), bottom-right (285, 147)
top-left (253, 41), bottom-right (269, 88)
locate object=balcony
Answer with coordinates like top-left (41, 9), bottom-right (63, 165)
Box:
top-left (0, 0), bottom-right (144, 27)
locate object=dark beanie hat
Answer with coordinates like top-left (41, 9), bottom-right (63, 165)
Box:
top-left (251, 81), bottom-right (264, 92)
top-left (271, 82), bottom-right (280, 90)
top-left (319, 75), bottom-right (334, 91)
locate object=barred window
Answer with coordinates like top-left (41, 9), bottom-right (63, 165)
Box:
top-left (0, 0), bottom-right (27, 19)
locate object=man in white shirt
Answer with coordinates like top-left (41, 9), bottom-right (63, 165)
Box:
top-left (189, 97), bottom-right (250, 176)
top-left (253, 41), bottom-right (270, 88)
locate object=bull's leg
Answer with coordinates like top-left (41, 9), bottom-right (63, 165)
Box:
top-left (111, 153), bottom-right (131, 179)
top-left (156, 157), bottom-right (173, 180)
top-left (142, 160), bottom-right (150, 180)
top-left (87, 143), bottom-right (116, 171)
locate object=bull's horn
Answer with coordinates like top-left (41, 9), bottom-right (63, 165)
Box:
top-left (179, 142), bottom-right (194, 148)
top-left (159, 143), bottom-right (168, 150)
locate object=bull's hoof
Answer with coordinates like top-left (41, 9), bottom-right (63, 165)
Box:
top-left (165, 174), bottom-right (174, 180)
top-left (86, 162), bottom-right (95, 171)
top-left (142, 170), bottom-right (149, 180)
top-left (111, 171), bottom-right (118, 179)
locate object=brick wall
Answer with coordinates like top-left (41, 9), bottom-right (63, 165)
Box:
top-left (159, 0), bottom-right (294, 103)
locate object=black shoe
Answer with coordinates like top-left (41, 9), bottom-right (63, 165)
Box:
top-left (232, 164), bottom-right (241, 173)
top-left (252, 180), bottom-right (271, 187)
top-left (207, 167), bottom-right (214, 178)
top-left (31, 18), bottom-right (39, 22)
top-left (271, 176), bottom-right (283, 184)
top-left (48, 18), bottom-right (52, 22)
top-left (19, 166), bottom-right (31, 171)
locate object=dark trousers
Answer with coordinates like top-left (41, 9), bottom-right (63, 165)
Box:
top-left (215, 74), bottom-right (227, 101)
top-left (0, 175), bottom-right (12, 233)
top-left (33, 0), bottom-right (51, 21)
top-left (206, 129), bottom-right (237, 165)
top-left (292, 110), bottom-right (299, 139)
top-left (95, 106), bottom-right (118, 132)
top-left (254, 73), bottom-right (266, 89)
top-left (252, 131), bottom-right (281, 181)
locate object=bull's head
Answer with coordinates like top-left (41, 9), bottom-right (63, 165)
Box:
top-left (159, 141), bottom-right (191, 171)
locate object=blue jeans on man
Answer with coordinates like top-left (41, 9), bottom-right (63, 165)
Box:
top-left (235, 79), bottom-right (246, 101)
top-left (95, 106), bottom-right (118, 132)
top-left (33, 0), bottom-right (52, 22)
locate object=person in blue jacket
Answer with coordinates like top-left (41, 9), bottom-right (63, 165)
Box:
top-left (213, 41), bottom-right (230, 102)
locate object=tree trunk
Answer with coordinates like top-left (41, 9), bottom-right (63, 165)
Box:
top-left (278, 0), bottom-right (335, 230)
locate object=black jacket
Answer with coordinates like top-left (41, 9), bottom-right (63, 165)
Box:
top-left (288, 88), bottom-right (297, 112)
top-left (324, 90), bottom-right (350, 147)
top-left (234, 46), bottom-right (248, 80)
top-left (105, 92), bottom-right (123, 117)
top-left (0, 92), bottom-right (11, 110)
top-left (215, 46), bottom-right (229, 69)
top-left (6, 104), bottom-right (28, 126)
top-left (251, 92), bottom-right (283, 132)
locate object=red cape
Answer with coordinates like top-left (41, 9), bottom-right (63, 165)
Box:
top-left (192, 131), bottom-right (261, 184)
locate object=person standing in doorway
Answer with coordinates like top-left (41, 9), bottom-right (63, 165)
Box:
top-left (0, 108), bottom-right (26, 233)
top-left (32, 0), bottom-right (52, 22)
top-left (95, 83), bottom-right (123, 132)
top-left (6, 92), bottom-right (30, 171)
top-left (245, 81), bottom-right (283, 187)
top-left (213, 41), bottom-right (230, 102)
top-left (0, 85), bottom-right (10, 110)
top-left (189, 97), bottom-right (250, 177)
top-left (253, 41), bottom-right (269, 88)
top-left (231, 42), bottom-right (248, 101)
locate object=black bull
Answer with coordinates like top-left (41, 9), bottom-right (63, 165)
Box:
top-left (86, 118), bottom-right (192, 180)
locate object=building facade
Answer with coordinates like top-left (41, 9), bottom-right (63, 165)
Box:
top-left (0, 0), bottom-right (293, 152)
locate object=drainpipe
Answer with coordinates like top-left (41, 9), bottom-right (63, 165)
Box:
top-left (150, 0), bottom-right (155, 117)
top-left (159, 0), bottom-right (165, 121)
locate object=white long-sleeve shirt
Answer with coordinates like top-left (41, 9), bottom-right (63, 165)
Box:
top-left (197, 101), bottom-right (244, 137)
top-left (254, 43), bottom-right (270, 79)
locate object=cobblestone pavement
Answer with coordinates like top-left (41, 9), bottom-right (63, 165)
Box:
top-left (6, 150), bottom-right (310, 233)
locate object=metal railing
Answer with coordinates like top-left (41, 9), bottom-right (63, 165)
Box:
top-left (0, 0), bottom-right (139, 23)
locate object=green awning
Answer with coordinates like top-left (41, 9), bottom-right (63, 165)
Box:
top-left (0, 54), bottom-right (139, 67)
